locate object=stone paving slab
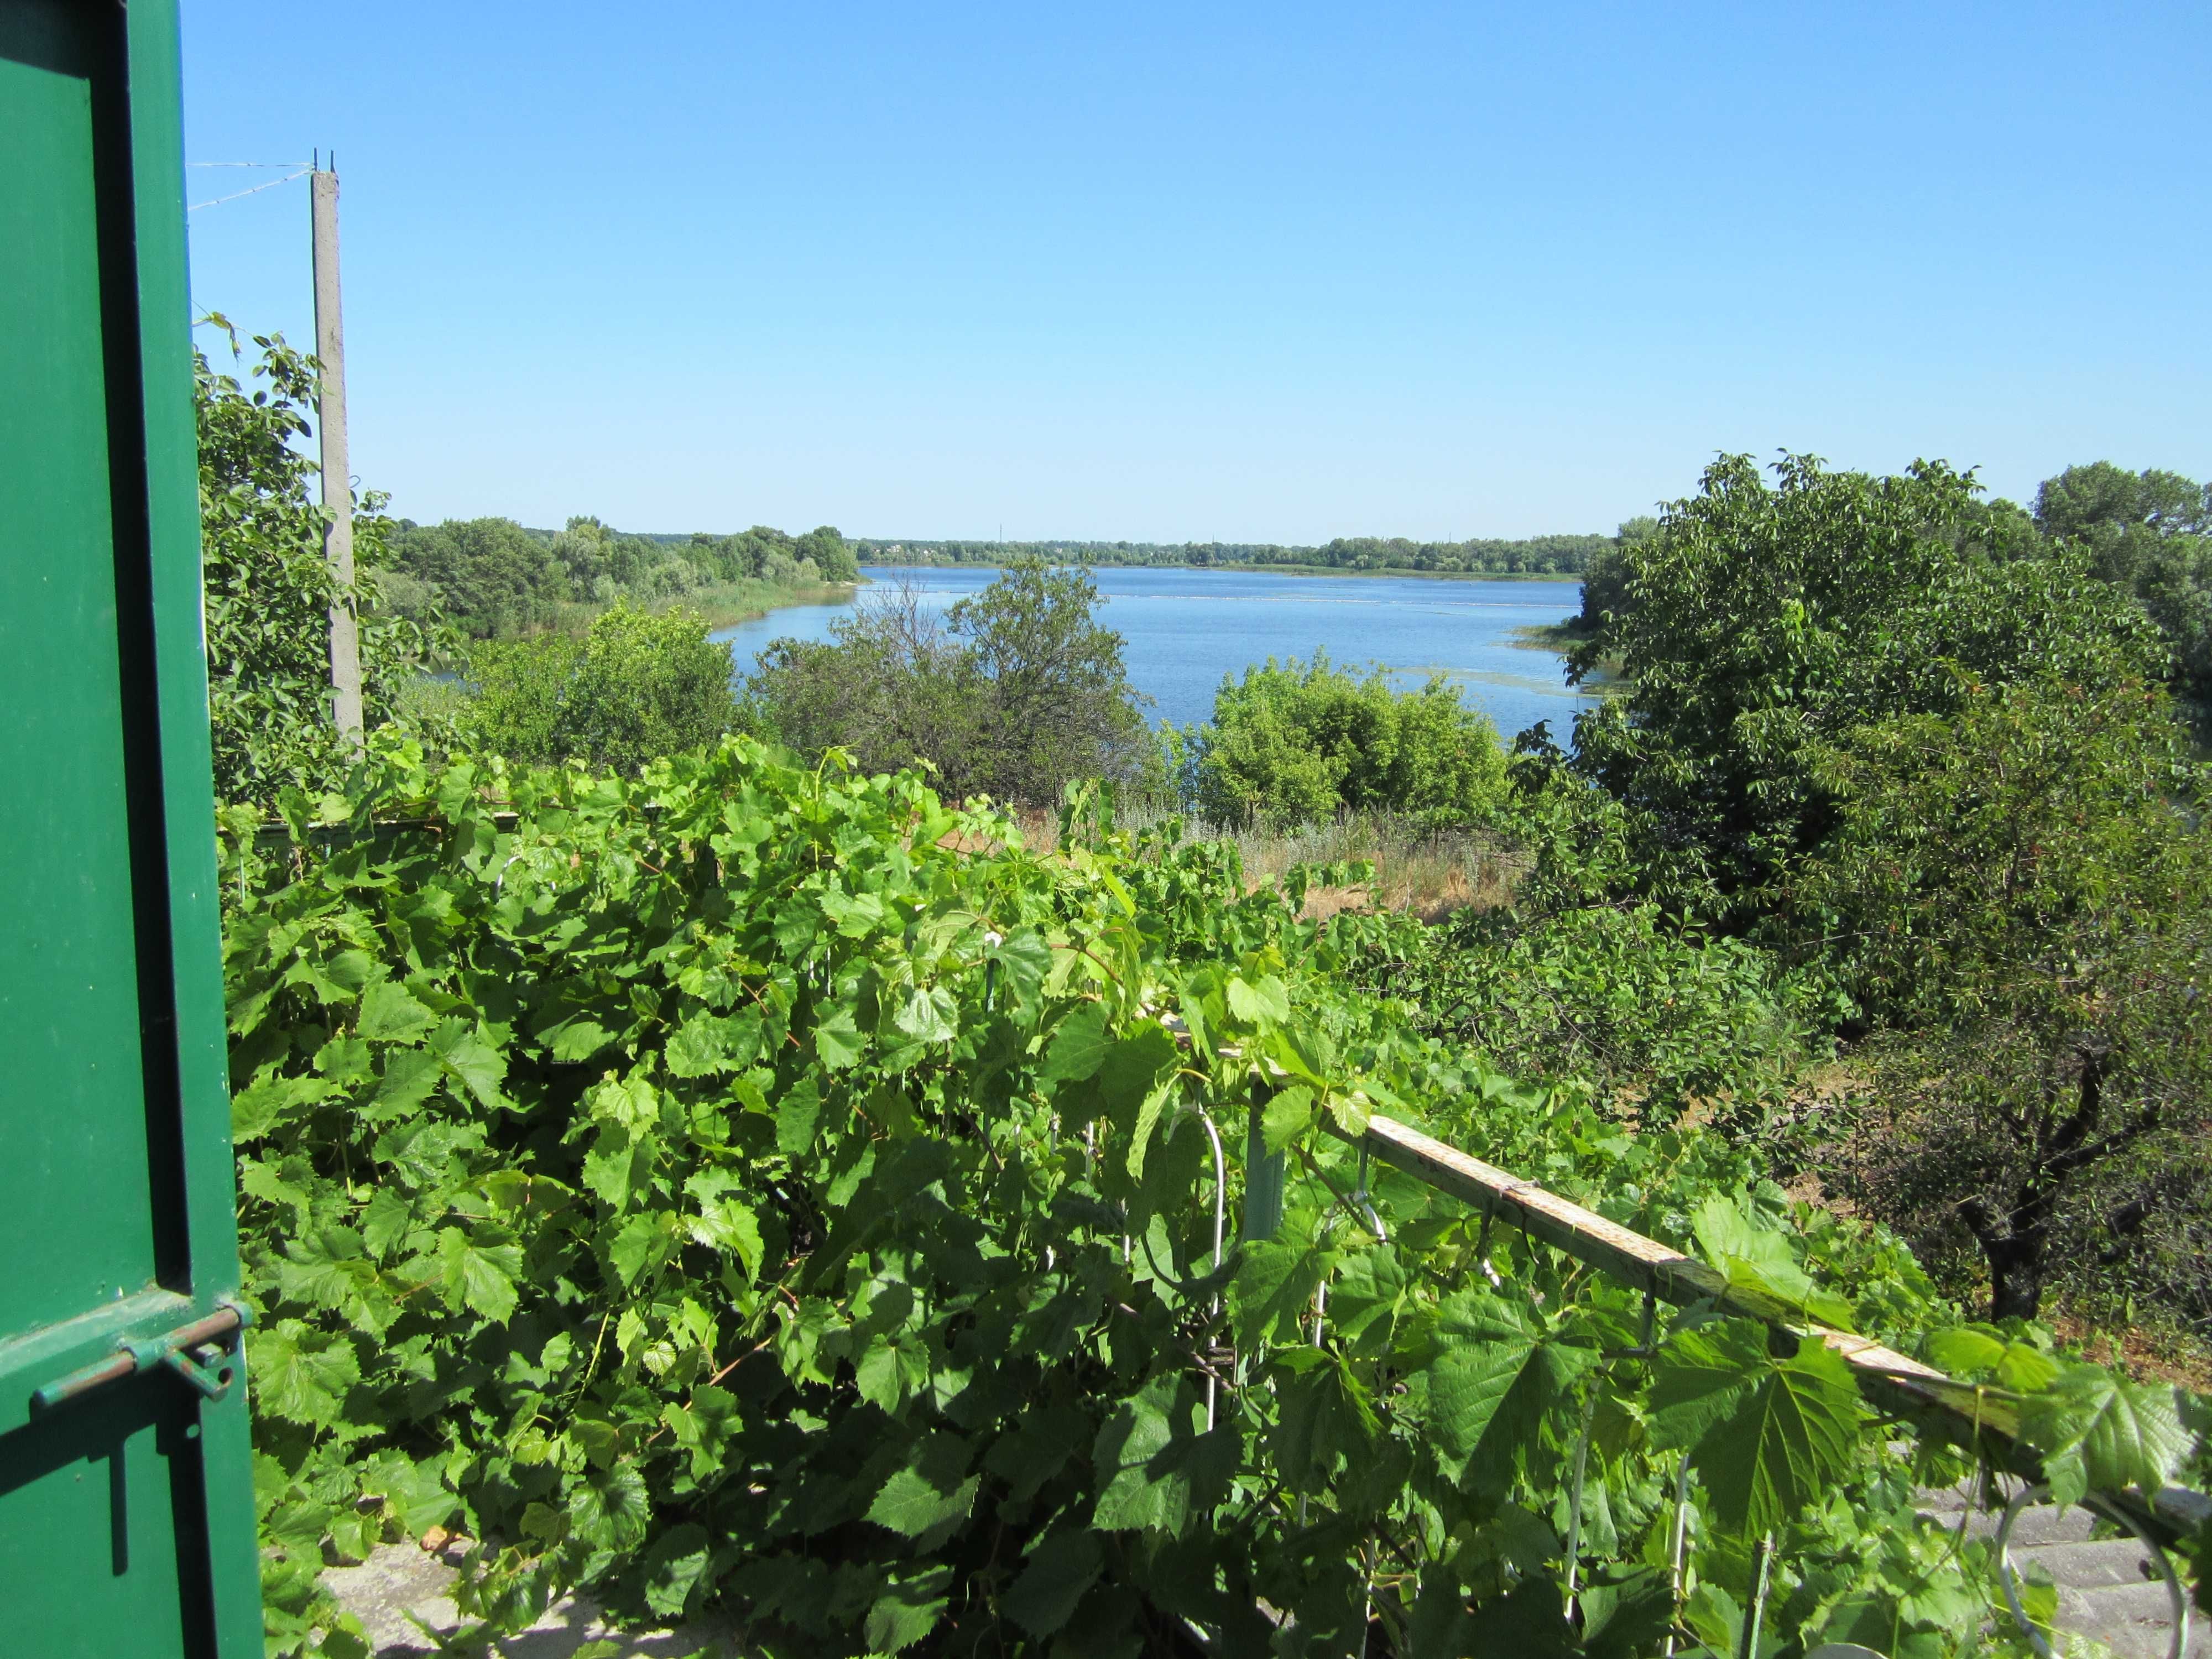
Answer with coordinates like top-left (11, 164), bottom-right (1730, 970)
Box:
top-left (323, 1544), bottom-right (738, 1658)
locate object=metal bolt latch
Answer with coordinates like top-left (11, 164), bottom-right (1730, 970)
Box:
top-left (31, 1301), bottom-right (253, 1411)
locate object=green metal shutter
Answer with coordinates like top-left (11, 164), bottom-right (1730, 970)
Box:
top-left (0, 2), bottom-right (262, 1653)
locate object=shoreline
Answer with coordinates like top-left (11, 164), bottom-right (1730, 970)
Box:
top-left (686, 581), bottom-right (856, 631)
top-left (1508, 620), bottom-right (1591, 651)
top-left (538, 580), bottom-right (859, 638)
top-left (857, 560), bottom-right (1583, 586)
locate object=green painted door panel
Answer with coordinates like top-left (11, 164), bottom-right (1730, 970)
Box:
top-left (4, 1378), bottom-right (207, 1652)
top-left (0, 1), bottom-right (263, 1652)
top-left (0, 44), bottom-right (167, 1339)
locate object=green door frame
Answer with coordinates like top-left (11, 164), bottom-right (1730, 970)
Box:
top-left (0, 2), bottom-right (261, 1652)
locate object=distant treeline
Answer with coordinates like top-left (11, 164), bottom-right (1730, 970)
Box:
top-left (854, 532), bottom-right (1609, 576)
top-left (379, 517), bottom-right (859, 638)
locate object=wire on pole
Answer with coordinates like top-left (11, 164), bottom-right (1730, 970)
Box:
top-left (189, 168), bottom-right (312, 212)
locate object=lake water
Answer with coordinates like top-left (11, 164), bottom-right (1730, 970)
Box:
top-left (711, 566), bottom-right (1595, 740)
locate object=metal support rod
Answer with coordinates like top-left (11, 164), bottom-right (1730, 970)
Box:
top-left (1740, 1532), bottom-right (1772, 1659)
top-left (1185, 1105), bottom-right (1228, 1431)
top-left (310, 166), bottom-right (363, 748)
top-left (1662, 1453), bottom-right (1693, 1658)
top-left (1563, 1385), bottom-right (1597, 1611)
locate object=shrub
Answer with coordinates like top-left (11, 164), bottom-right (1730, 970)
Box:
top-left (469, 604), bottom-right (738, 773)
top-left (1181, 652), bottom-right (1506, 828)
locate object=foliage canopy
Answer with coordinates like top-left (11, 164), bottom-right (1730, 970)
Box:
top-left (1567, 452), bottom-right (2166, 916)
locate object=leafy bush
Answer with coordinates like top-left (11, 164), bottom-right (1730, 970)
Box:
top-left (1180, 653), bottom-right (1506, 829)
top-left (468, 604), bottom-right (740, 774)
top-left (1413, 900), bottom-right (1841, 1132)
top-left (747, 562), bottom-right (1156, 807)
top-left (222, 737), bottom-right (2200, 1658)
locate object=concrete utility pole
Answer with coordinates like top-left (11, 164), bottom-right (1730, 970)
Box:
top-left (311, 161), bottom-right (364, 747)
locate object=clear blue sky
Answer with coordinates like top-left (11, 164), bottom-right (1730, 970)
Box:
top-left (180, 1), bottom-right (2209, 543)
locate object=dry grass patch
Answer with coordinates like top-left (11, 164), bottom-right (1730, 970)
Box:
top-left (1013, 804), bottom-right (1525, 925)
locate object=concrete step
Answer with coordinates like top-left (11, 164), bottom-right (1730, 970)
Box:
top-left (2060, 1579), bottom-right (2198, 1659)
top-left (1917, 1485), bottom-right (2203, 1659)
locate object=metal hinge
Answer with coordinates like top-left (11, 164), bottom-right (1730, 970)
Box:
top-left (31, 1300), bottom-right (253, 1410)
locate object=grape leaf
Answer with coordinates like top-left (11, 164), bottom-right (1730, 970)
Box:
top-left (1692, 1194), bottom-right (1854, 1329)
top-left (357, 979), bottom-right (436, 1044)
top-left (813, 1000), bottom-right (864, 1070)
top-left (1002, 1530), bottom-right (1104, 1637)
top-left (431, 1019), bottom-right (508, 1109)
top-left (1041, 1002), bottom-right (1112, 1083)
top-left (987, 928), bottom-right (1052, 1008)
top-left (1427, 1289), bottom-right (1599, 1493)
top-left (2018, 1364), bottom-right (2193, 1509)
top-left (775, 1074), bottom-right (823, 1155)
top-left (437, 1227), bottom-right (522, 1323)
top-left (550, 1018), bottom-right (617, 1063)
top-left (865, 1432), bottom-right (979, 1538)
top-left (1092, 1374), bottom-right (1237, 1535)
top-left (248, 1319), bottom-right (361, 1426)
top-left (864, 1563), bottom-right (953, 1653)
top-left (893, 984), bottom-right (957, 1045)
top-left (610, 1212), bottom-right (673, 1288)
top-left (1648, 1321), bottom-right (1864, 1535)
top-left (641, 1522), bottom-right (713, 1618)
top-left (1261, 1083), bottom-right (1314, 1153)
top-left (1225, 973), bottom-right (1291, 1027)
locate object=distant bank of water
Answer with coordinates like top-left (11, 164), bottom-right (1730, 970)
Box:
top-left (710, 566), bottom-right (1595, 740)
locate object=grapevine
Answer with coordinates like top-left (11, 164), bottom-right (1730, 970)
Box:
top-left (226, 734), bottom-right (2204, 1657)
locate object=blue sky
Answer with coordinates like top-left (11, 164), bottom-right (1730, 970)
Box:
top-left (180, 2), bottom-right (2209, 542)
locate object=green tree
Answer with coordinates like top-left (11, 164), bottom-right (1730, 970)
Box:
top-left (195, 320), bottom-right (447, 805)
top-left (470, 604), bottom-right (739, 772)
top-left (388, 515), bottom-right (569, 638)
top-left (744, 580), bottom-right (980, 786)
top-left (943, 560), bottom-right (1152, 804)
top-left (1572, 514), bottom-right (1656, 638)
top-left (1182, 653), bottom-right (1506, 828)
top-left (1793, 673), bottom-right (2212, 1321)
top-left (1568, 453), bottom-right (2165, 916)
top-left (746, 563), bottom-right (1151, 806)
top-left (2035, 461), bottom-right (2212, 717)
top-left (795, 523), bottom-right (860, 582)
top-left (550, 515), bottom-right (614, 597)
